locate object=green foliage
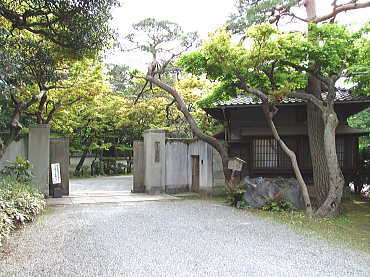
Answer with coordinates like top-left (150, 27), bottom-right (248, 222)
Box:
top-left (228, 0), bottom-right (300, 33)
top-left (348, 108), bottom-right (370, 150)
top-left (0, 0), bottom-right (118, 156)
top-left (261, 200), bottom-right (294, 212)
top-left (0, 157), bottom-right (33, 184)
top-left (126, 18), bottom-right (198, 59)
top-left (0, 0), bottom-right (119, 55)
top-left (358, 147), bottom-right (370, 172)
top-left (0, 177), bottom-right (46, 247)
top-left (179, 24), bottom-right (369, 107)
top-left (227, 186), bottom-right (248, 209)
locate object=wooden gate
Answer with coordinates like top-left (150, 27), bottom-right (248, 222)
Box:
top-left (191, 155), bottom-right (200, 192)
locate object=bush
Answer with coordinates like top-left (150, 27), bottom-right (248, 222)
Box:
top-left (261, 200), bottom-right (294, 212)
top-left (0, 157), bottom-right (33, 183)
top-left (0, 160), bottom-right (46, 248)
top-left (227, 186), bottom-right (249, 209)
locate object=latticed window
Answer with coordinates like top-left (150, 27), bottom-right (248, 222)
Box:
top-left (253, 137), bottom-right (345, 169)
top-left (253, 138), bottom-right (291, 168)
top-left (336, 137), bottom-right (345, 168)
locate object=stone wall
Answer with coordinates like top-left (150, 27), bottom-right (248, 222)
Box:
top-left (0, 137), bottom-right (28, 168)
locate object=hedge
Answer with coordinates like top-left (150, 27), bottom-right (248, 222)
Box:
top-left (0, 159), bottom-right (46, 247)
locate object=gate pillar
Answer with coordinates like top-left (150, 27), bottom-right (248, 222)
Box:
top-left (132, 141), bottom-right (145, 193)
top-left (28, 124), bottom-right (50, 196)
top-left (143, 130), bottom-right (166, 194)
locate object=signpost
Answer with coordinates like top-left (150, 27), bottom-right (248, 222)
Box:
top-left (228, 157), bottom-right (246, 172)
top-left (50, 163), bottom-right (61, 185)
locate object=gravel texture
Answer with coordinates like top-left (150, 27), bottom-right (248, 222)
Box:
top-left (1, 200), bottom-right (369, 277)
top-left (70, 176), bottom-right (132, 194)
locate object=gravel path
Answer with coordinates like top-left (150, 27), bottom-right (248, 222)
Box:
top-left (1, 200), bottom-right (369, 277)
top-left (70, 176), bottom-right (132, 194)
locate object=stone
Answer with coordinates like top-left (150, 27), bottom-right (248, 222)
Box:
top-left (53, 187), bottom-right (63, 198)
top-left (242, 176), bottom-right (304, 209)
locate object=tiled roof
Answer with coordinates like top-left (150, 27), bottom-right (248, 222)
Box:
top-left (215, 90), bottom-right (370, 107)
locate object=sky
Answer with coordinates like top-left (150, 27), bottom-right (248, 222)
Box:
top-left (106, 0), bottom-right (370, 70)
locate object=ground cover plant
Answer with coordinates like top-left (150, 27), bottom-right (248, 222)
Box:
top-left (0, 159), bottom-right (46, 247)
top-left (245, 196), bottom-right (370, 254)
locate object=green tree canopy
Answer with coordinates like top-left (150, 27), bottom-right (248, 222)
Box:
top-left (178, 24), bottom-right (370, 105)
top-left (0, 0), bottom-right (119, 55)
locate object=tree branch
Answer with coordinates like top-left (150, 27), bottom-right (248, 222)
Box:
top-left (342, 71), bottom-right (370, 77)
top-left (145, 74), bottom-right (231, 172)
top-left (287, 91), bottom-right (325, 112)
top-left (313, 1), bottom-right (370, 23)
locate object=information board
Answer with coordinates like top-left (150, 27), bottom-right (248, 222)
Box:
top-left (228, 157), bottom-right (246, 172)
top-left (51, 163), bottom-right (61, 184)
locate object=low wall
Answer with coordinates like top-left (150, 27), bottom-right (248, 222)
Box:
top-left (0, 137), bottom-right (28, 169)
top-left (165, 138), bottom-right (218, 195)
top-left (69, 157), bottom-right (95, 168)
top-left (133, 131), bottom-right (227, 195)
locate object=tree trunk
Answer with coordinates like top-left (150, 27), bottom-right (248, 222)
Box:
top-left (263, 105), bottom-right (313, 217)
top-left (0, 108), bottom-right (23, 160)
top-left (74, 139), bottom-right (92, 175)
top-left (307, 101), bottom-right (330, 205)
top-left (145, 75), bottom-right (234, 192)
top-left (0, 137), bottom-right (5, 160)
top-left (314, 111), bottom-right (344, 217)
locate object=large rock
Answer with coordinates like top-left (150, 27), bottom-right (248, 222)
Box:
top-left (242, 176), bottom-right (304, 209)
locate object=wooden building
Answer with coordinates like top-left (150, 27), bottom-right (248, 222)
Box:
top-left (204, 91), bottom-right (370, 184)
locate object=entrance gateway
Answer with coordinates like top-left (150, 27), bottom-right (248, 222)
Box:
top-left (133, 129), bottom-right (225, 196)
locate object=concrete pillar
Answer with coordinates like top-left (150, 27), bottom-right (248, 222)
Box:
top-left (144, 130), bottom-right (166, 194)
top-left (49, 138), bottom-right (69, 196)
top-left (132, 141), bottom-right (145, 193)
top-left (28, 124), bottom-right (50, 196)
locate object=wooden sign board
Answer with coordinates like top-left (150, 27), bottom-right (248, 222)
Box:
top-left (228, 157), bottom-right (246, 172)
top-left (51, 163), bottom-right (61, 184)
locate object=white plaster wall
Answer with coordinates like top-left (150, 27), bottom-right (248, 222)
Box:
top-left (165, 141), bottom-right (189, 190)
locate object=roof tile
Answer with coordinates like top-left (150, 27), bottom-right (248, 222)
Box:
top-left (216, 90), bottom-right (369, 107)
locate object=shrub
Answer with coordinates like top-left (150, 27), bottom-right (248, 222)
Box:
top-left (0, 157), bottom-right (33, 183)
top-left (261, 200), bottom-right (294, 212)
top-left (227, 186), bottom-right (249, 209)
top-left (0, 165), bottom-right (46, 247)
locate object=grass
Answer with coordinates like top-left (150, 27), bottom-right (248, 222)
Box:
top-left (182, 193), bottom-right (370, 254)
top-left (244, 195), bottom-right (370, 254)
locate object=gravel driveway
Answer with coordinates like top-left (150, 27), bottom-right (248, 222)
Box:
top-left (70, 176), bottom-right (133, 194)
top-left (1, 200), bottom-right (369, 277)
